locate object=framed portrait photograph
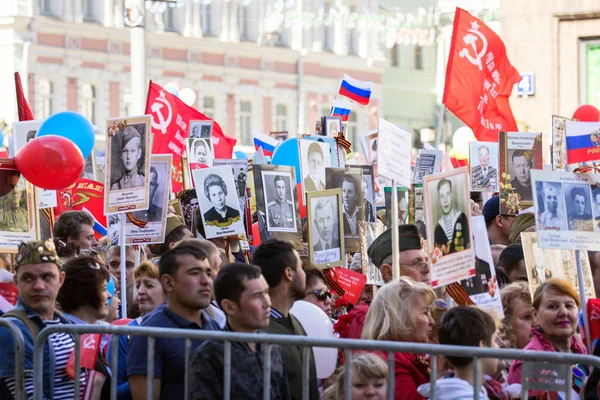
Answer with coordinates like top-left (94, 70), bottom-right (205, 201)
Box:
top-left (322, 116), bottom-right (342, 137)
top-left (189, 120), bottom-right (214, 139)
top-left (178, 188), bottom-right (200, 233)
top-left (111, 155), bottom-right (172, 245)
top-left (104, 115), bottom-right (151, 214)
top-left (36, 208), bottom-right (54, 241)
top-left (253, 164), bottom-right (301, 243)
top-left (499, 131), bottom-right (543, 215)
top-left (213, 158), bottom-right (249, 219)
top-left (326, 167), bottom-right (364, 251)
top-left (423, 167), bottom-right (474, 288)
top-left (81, 150), bottom-right (97, 180)
top-left (0, 170), bottom-right (36, 252)
top-left (186, 138), bottom-right (214, 187)
top-left (414, 149), bottom-right (443, 185)
top-left (193, 166), bottom-right (245, 239)
top-left (469, 142), bottom-right (499, 192)
top-left (357, 165), bottom-right (376, 223)
top-left (307, 188), bottom-right (345, 269)
top-left (299, 138), bottom-right (331, 194)
top-left (359, 221), bottom-right (385, 285)
top-left (532, 169), bottom-right (600, 251)
top-left (11, 120), bottom-right (42, 157)
top-left (552, 115), bottom-right (575, 171)
top-left (384, 186), bottom-right (410, 227)
top-left (269, 131), bottom-right (289, 144)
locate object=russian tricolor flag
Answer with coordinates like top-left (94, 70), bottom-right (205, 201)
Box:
top-left (330, 99), bottom-right (353, 122)
top-left (253, 132), bottom-right (279, 157)
top-left (83, 206), bottom-right (107, 236)
top-left (339, 74), bottom-right (372, 105)
top-left (565, 121), bottom-right (600, 165)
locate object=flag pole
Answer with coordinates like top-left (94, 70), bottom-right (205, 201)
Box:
top-left (434, 104), bottom-right (446, 149)
top-left (391, 179), bottom-right (400, 281)
top-left (119, 215), bottom-right (128, 319)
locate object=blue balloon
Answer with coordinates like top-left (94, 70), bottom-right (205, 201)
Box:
top-left (270, 138), bottom-right (301, 184)
top-left (164, 85), bottom-right (179, 97)
top-left (234, 151), bottom-right (249, 160)
top-left (37, 111), bottom-right (95, 159)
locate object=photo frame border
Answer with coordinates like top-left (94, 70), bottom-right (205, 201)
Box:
top-left (306, 188), bottom-right (345, 269)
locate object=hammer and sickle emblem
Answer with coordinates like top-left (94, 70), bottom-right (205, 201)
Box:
top-left (459, 21), bottom-right (488, 71)
top-left (150, 91), bottom-right (173, 135)
top-left (83, 335), bottom-right (97, 349)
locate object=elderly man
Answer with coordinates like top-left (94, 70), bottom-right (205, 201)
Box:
top-left (112, 125), bottom-right (145, 190)
top-left (471, 145), bottom-right (497, 190)
top-left (509, 150), bottom-right (532, 201)
top-left (312, 197), bottom-right (340, 254)
top-left (267, 175), bottom-right (295, 229)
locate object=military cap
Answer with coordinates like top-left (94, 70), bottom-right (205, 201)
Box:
top-left (122, 126), bottom-right (141, 147)
top-left (367, 224), bottom-right (423, 267)
top-left (15, 239), bottom-right (60, 269)
top-left (508, 212), bottom-right (535, 243)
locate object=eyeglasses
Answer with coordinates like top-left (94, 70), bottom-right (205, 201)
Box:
top-left (400, 261), bottom-right (429, 273)
top-left (306, 289), bottom-right (332, 301)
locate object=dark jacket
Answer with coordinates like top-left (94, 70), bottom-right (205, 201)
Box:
top-left (434, 212), bottom-right (470, 254)
top-left (189, 325), bottom-right (290, 400)
top-left (263, 315), bottom-right (320, 400)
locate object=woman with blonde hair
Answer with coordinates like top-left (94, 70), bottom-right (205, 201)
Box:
top-left (507, 278), bottom-right (587, 398)
top-left (500, 281), bottom-right (534, 349)
top-left (322, 353), bottom-right (388, 400)
top-left (361, 278), bottom-right (436, 400)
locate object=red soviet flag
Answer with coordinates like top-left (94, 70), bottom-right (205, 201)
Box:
top-left (145, 81), bottom-right (236, 193)
top-left (15, 72), bottom-right (34, 121)
top-left (443, 8), bottom-right (521, 142)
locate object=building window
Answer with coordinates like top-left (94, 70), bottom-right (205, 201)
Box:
top-left (414, 45), bottom-right (423, 70)
top-left (323, 4), bottom-right (333, 52)
top-left (203, 96), bottom-right (215, 119)
top-left (347, 112), bottom-right (358, 148)
top-left (275, 104), bottom-right (287, 131)
top-left (239, 100), bottom-right (252, 145)
top-left (202, 3), bottom-right (213, 36)
top-left (83, 0), bottom-right (95, 21)
top-left (164, 6), bottom-right (175, 32)
top-left (81, 83), bottom-right (96, 125)
top-left (124, 87), bottom-right (133, 116)
top-left (391, 45), bottom-right (400, 68)
top-left (40, 0), bottom-right (52, 15)
top-left (38, 79), bottom-right (53, 120)
top-left (238, 4), bottom-right (249, 41)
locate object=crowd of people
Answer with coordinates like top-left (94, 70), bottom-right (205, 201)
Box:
top-left (0, 189), bottom-right (598, 400)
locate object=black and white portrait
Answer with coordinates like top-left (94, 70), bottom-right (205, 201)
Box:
top-left (507, 149), bottom-right (534, 202)
top-left (187, 138), bottom-right (213, 166)
top-left (81, 152), bottom-right (96, 180)
top-left (592, 187), bottom-right (600, 223)
top-left (426, 173), bottom-right (471, 255)
top-left (179, 189), bottom-right (200, 231)
top-left (110, 123), bottom-right (147, 190)
top-left (360, 165), bottom-right (376, 223)
top-left (213, 158), bottom-right (249, 210)
top-left (385, 187), bottom-right (409, 227)
top-left (564, 183), bottom-right (594, 232)
top-left (535, 181), bottom-right (567, 231)
top-left (308, 189), bottom-right (344, 268)
top-left (193, 166), bottom-right (245, 239)
top-left (300, 139), bottom-right (331, 193)
top-left (12, 120), bottom-right (41, 157)
top-left (469, 142), bottom-right (498, 191)
top-left (189, 120), bottom-right (213, 139)
top-left (262, 171), bottom-right (297, 233)
top-left (326, 168), bottom-right (364, 238)
top-left (270, 131), bottom-right (288, 144)
top-left (323, 116), bottom-right (342, 137)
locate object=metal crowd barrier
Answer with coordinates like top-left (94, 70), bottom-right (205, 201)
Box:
top-left (0, 318), bottom-right (25, 400)
top-left (31, 324), bottom-right (600, 400)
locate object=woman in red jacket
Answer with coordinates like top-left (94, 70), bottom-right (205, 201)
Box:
top-left (361, 278), bottom-right (436, 400)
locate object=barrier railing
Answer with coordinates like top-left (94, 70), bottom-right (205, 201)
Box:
top-left (0, 318), bottom-right (25, 400)
top-left (31, 324), bottom-right (600, 400)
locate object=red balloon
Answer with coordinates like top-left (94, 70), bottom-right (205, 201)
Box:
top-left (15, 135), bottom-right (84, 190)
top-left (573, 104), bottom-right (600, 122)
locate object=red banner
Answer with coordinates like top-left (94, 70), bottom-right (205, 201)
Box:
top-left (54, 178), bottom-right (106, 240)
top-left (443, 8), bottom-right (521, 142)
top-left (145, 81), bottom-right (236, 193)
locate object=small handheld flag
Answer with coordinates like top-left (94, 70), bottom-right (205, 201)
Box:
top-left (338, 74), bottom-right (372, 105)
top-left (565, 121), bottom-right (600, 165)
top-left (253, 132), bottom-right (279, 157)
top-left (330, 99), bottom-right (353, 122)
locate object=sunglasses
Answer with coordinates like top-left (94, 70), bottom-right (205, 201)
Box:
top-left (306, 289), bottom-right (332, 301)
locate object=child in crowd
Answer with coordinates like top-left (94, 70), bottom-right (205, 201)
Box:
top-left (418, 306), bottom-right (499, 400)
top-left (322, 353), bottom-right (388, 400)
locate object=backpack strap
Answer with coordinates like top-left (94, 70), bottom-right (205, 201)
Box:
top-left (2, 309), bottom-right (39, 340)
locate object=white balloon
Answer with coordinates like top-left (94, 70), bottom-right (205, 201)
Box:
top-left (290, 300), bottom-right (337, 379)
top-left (179, 88), bottom-right (197, 107)
top-left (452, 126), bottom-right (475, 149)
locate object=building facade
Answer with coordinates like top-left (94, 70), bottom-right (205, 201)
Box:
top-left (0, 0), bottom-right (390, 156)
